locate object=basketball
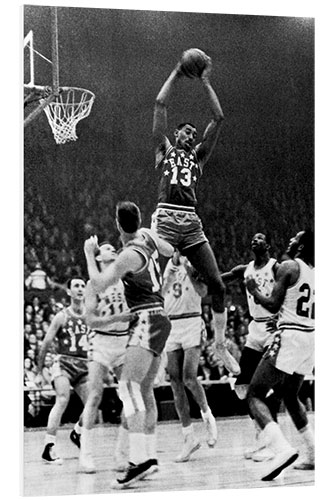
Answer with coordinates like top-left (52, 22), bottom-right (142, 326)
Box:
top-left (180, 48), bottom-right (209, 78)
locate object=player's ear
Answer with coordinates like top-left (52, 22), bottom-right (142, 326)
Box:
top-left (174, 128), bottom-right (179, 139)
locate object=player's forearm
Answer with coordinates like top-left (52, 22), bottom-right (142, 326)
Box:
top-left (201, 78), bottom-right (224, 122)
top-left (155, 65), bottom-right (182, 106)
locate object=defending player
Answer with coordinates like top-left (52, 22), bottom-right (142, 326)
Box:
top-left (84, 201), bottom-right (174, 488)
top-left (152, 54), bottom-right (239, 376)
top-left (79, 241), bottom-right (134, 473)
top-left (246, 230), bottom-right (315, 480)
top-left (38, 277), bottom-right (90, 464)
top-left (221, 233), bottom-right (280, 461)
top-left (163, 250), bottom-right (217, 462)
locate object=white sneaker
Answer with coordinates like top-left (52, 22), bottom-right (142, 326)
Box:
top-left (175, 434), bottom-right (201, 462)
top-left (293, 456), bottom-right (315, 470)
top-left (79, 453), bottom-right (96, 474)
top-left (251, 447), bottom-right (275, 462)
top-left (261, 447), bottom-right (298, 481)
top-left (203, 413), bottom-right (217, 447)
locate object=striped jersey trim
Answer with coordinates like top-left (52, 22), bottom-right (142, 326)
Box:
top-left (278, 322), bottom-right (314, 332)
top-left (157, 203), bottom-right (195, 213)
top-left (253, 316), bottom-right (276, 322)
top-left (94, 329), bottom-right (128, 337)
top-left (130, 303), bottom-right (164, 314)
top-left (57, 354), bottom-right (87, 361)
top-left (169, 312), bottom-right (201, 320)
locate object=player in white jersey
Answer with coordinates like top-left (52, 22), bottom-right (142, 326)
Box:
top-left (246, 230), bottom-right (315, 480)
top-left (79, 242), bottom-right (134, 473)
top-left (222, 233), bottom-right (281, 461)
top-left (163, 250), bottom-right (217, 462)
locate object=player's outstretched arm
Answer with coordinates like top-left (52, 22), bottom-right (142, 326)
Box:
top-left (153, 62), bottom-right (183, 155)
top-left (196, 59), bottom-right (224, 166)
top-left (221, 264), bottom-right (247, 283)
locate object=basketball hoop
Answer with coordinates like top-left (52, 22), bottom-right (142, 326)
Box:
top-left (41, 87), bottom-right (95, 145)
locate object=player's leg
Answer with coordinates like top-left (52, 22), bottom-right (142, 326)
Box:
top-left (78, 361), bottom-right (108, 473)
top-left (184, 242), bottom-right (240, 375)
top-left (167, 349), bottom-right (200, 462)
top-left (282, 373), bottom-right (314, 470)
top-left (42, 375), bottom-right (71, 465)
top-left (113, 364), bottom-right (129, 472)
top-left (140, 354), bottom-right (162, 474)
top-left (247, 360), bottom-right (298, 480)
top-left (182, 346), bottom-right (217, 447)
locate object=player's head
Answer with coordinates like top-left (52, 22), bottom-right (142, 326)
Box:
top-left (95, 241), bottom-right (117, 264)
top-left (116, 201), bottom-right (141, 234)
top-left (287, 230), bottom-right (314, 265)
top-left (250, 233), bottom-right (271, 255)
top-left (174, 122), bottom-right (197, 151)
top-left (66, 276), bottom-right (86, 301)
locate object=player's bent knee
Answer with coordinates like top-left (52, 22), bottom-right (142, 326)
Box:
top-left (118, 380), bottom-right (145, 418)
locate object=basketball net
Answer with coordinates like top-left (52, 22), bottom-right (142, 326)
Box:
top-left (41, 87), bottom-right (95, 145)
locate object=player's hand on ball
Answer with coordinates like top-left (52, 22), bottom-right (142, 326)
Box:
top-left (244, 276), bottom-right (257, 294)
top-left (201, 56), bottom-right (212, 80)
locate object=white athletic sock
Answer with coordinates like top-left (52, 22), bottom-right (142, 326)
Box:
top-left (115, 425), bottom-right (128, 456)
top-left (74, 421), bottom-right (82, 434)
top-left (201, 408), bottom-right (213, 421)
top-left (45, 434), bottom-right (56, 446)
top-left (299, 424), bottom-right (315, 460)
top-left (212, 308), bottom-right (227, 343)
top-left (129, 433), bottom-right (148, 464)
top-left (81, 428), bottom-right (94, 456)
top-left (145, 433), bottom-right (157, 459)
top-left (182, 424), bottom-right (194, 438)
top-left (263, 421), bottom-right (292, 454)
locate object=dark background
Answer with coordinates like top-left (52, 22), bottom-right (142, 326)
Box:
top-left (24, 6), bottom-right (314, 272)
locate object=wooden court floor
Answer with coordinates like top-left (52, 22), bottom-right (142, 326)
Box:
top-left (23, 413), bottom-right (314, 497)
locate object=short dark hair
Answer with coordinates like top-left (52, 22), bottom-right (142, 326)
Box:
top-left (116, 201), bottom-right (141, 233)
top-left (176, 122), bottom-right (197, 131)
top-left (298, 230), bottom-right (314, 265)
top-left (66, 276), bottom-right (86, 289)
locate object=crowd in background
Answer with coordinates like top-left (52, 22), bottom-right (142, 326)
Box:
top-left (23, 158), bottom-right (314, 423)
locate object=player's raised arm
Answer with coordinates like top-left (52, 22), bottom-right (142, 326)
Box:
top-left (37, 311), bottom-right (64, 372)
top-left (196, 59), bottom-right (224, 166)
top-left (153, 62), bottom-right (183, 157)
top-left (84, 236), bottom-right (143, 293)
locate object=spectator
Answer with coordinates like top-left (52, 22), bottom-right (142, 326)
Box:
top-left (25, 262), bottom-right (53, 291)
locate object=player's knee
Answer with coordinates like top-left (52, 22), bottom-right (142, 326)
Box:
top-left (234, 384), bottom-right (249, 400)
top-left (247, 382), bottom-right (266, 402)
top-left (118, 380), bottom-right (145, 418)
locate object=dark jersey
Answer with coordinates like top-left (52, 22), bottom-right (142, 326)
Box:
top-left (56, 307), bottom-right (89, 358)
top-left (156, 145), bottom-right (203, 207)
top-left (122, 228), bottom-right (164, 312)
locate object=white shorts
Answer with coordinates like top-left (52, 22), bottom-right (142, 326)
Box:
top-left (265, 328), bottom-right (315, 376)
top-left (165, 316), bottom-right (205, 352)
top-left (245, 320), bottom-right (274, 352)
top-left (90, 333), bottom-right (128, 370)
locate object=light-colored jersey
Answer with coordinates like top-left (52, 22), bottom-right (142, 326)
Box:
top-left (277, 258), bottom-right (315, 332)
top-left (163, 260), bottom-right (202, 320)
top-left (244, 258), bottom-right (277, 321)
top-left (96, 280), bottom-right (129, 335)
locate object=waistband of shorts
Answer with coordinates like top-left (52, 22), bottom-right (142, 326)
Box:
top-left (157, 203), bottom-right (195, 213)
top-left (131, 303), bottom-right (164, 314)
top-left (253, 316), bottom-right (276, 323)
top-left (169, 312), bottom-right (201, 320)
top-left (94, 329), bottom-right (128, 337)
top-left (57, 354), bottom-right (87, 361)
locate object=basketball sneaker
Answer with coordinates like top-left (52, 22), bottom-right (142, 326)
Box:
top-left (175, 434), bottom-right (201, 462)
top-left (144, 458), bottom-right (159, 477)
top-left (70, 429), bottom-right (81, 449)
top-left (293, 460), bottom-right (315, 471)
top-left (261, 447), bottom-right (299, 481)
top-left (251, 447), bottom-right (275, 462)
top-left (113, 460), bottom-right (153, 488)
top-left (201, 411), bottom-right (217, 447)
top-left (42, 443), bottom-right (63, 465)
top-left (79, 452), bottom-right (96, 474)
